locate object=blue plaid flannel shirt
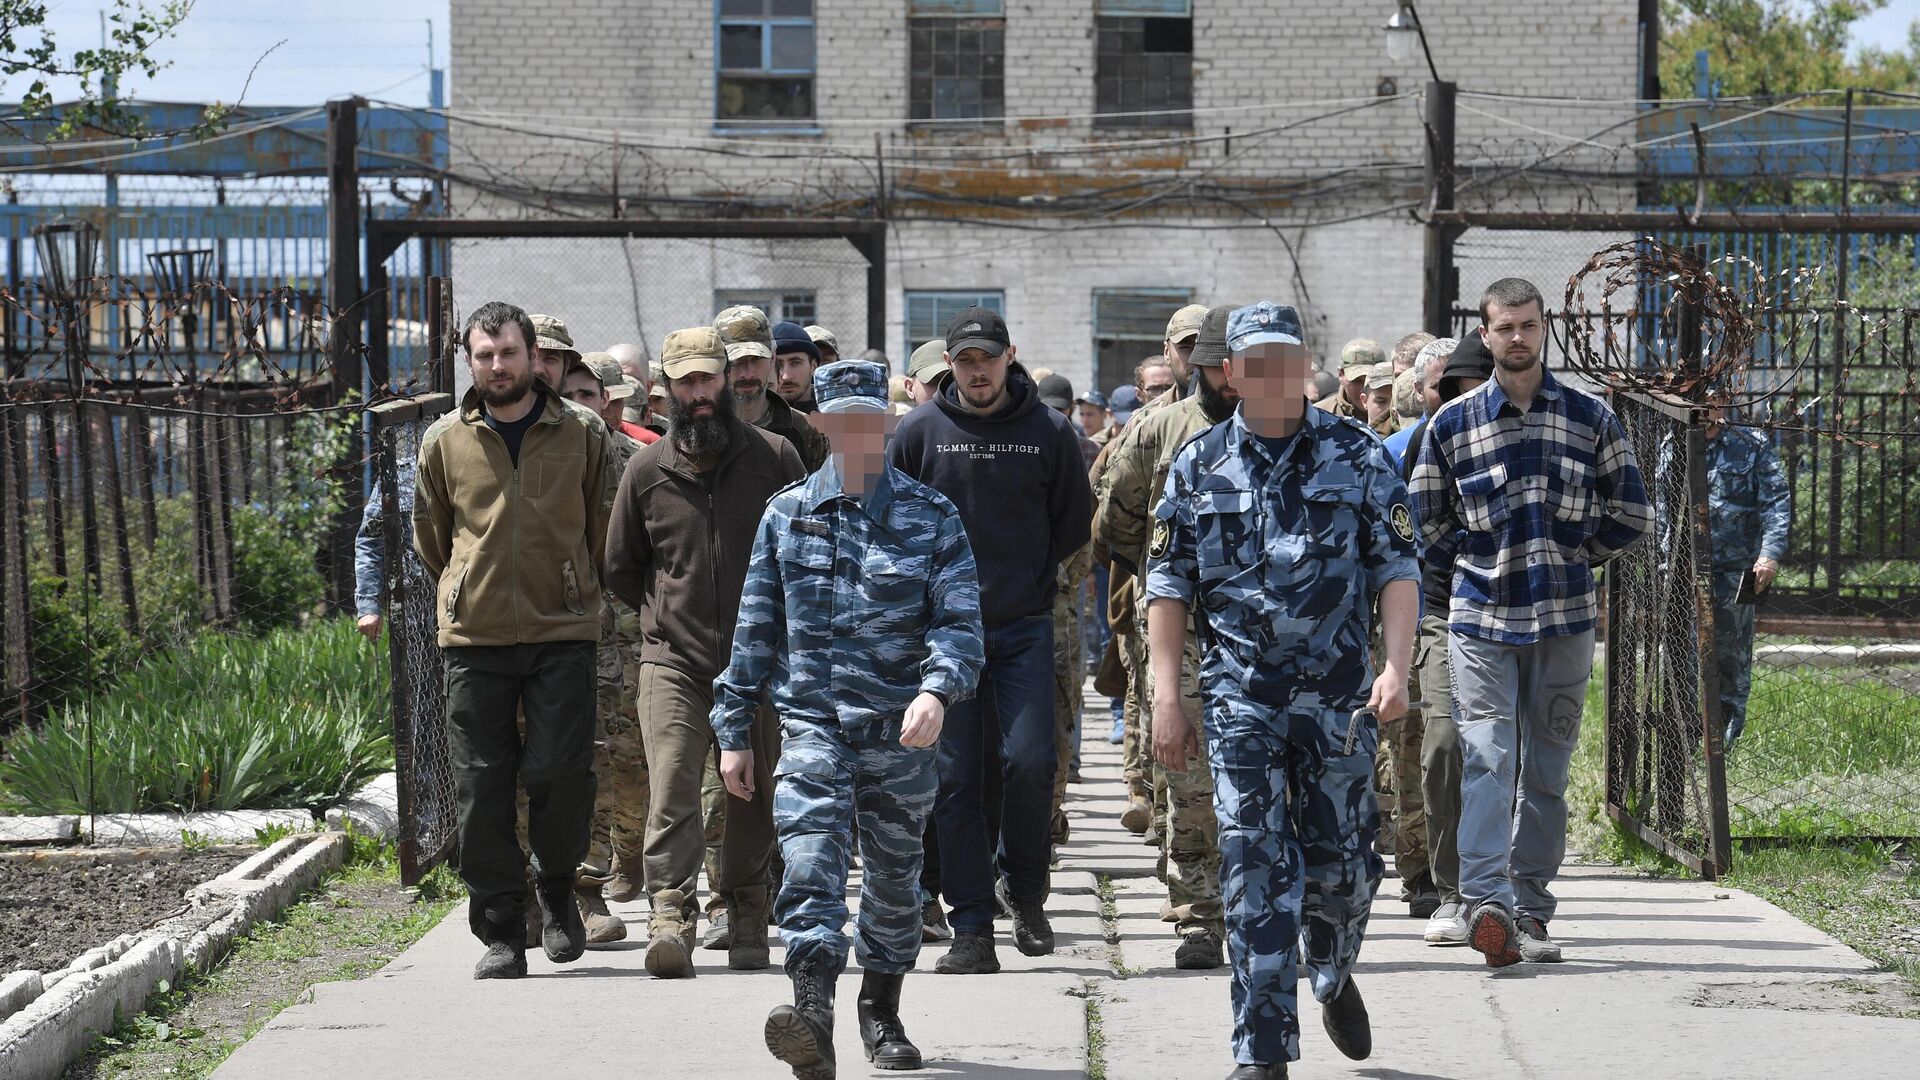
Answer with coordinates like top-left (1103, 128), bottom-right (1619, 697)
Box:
top-left (1410, 368), bottom-right (1651, 645)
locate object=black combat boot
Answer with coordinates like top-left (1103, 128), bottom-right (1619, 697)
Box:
top-left (534, 876), bottom-right (586, 964)
top-left (473, 910), bottom-right (527, 980)
top-left (765, 959), bottom-right (838, 1080)
top-left (857, 970), bottom-right (921, 1070)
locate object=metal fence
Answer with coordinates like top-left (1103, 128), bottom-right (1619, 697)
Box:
top-left (0, 279), bottom-right (396, 833)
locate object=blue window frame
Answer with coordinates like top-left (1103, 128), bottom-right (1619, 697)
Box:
top-left (905, 290), bottom-right (1004, 368)
top-left (716, 0), bottom-right (816, 126)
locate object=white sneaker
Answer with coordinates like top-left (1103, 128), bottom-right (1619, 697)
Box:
top-left (1423, 901), bottom-right (1469, 945)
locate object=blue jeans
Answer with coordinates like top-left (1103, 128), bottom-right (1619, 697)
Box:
top-left (936, 614), bottom-right (1057, 934)
top-left (1448, 628), bottom-right (1593, 923)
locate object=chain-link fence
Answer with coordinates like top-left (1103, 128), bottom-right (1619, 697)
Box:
top-left (0, 283), bottom-right (393, 834)
top-left (1604, 393), bottom-right (1730, 874)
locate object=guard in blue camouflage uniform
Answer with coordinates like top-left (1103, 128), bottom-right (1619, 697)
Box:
top-left (713, 359), bottom-right (985, 1080)
top-left (1146, 302), bottom-right (1419, 1080)
top-left (1705, 408), bottom-right (1790, 744)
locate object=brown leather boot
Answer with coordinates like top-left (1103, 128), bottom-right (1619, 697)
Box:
top-left (729, 885), bottom-right (771, 970)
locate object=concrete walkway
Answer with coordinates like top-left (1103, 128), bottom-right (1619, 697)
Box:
top-left (216, 683), bottom-right (1920, 1080)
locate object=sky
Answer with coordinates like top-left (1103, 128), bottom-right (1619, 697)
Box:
top-left (17, 0), bottom-right (1920, 111)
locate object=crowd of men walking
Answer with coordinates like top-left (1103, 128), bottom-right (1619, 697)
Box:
top-left (356, 275), bottom-right (1791, 1080)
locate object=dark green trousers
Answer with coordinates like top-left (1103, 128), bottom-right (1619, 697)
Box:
top-left (444, 641), bottom-right (597, 941)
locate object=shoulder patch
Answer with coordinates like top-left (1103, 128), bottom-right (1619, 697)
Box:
top-left (1390, 502), bottom-right (1415, 543)
top-left (1148, 518), bottom-right (1171, 560)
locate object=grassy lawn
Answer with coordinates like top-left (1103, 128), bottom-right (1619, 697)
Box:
top-left (1567, 657), bottom-right (1920, 988)
top-left (64, 833), bottom-right (461, 1080)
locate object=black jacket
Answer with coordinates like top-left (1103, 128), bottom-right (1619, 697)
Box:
top-left (889, 364), bottom-right (1094, 624)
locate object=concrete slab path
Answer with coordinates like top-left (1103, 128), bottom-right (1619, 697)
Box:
top-left (215, 680), bottom-right (1920, 1080)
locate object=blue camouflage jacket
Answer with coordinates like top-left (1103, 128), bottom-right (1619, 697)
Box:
top-left (1145, 404), bottom-right (1420, 710)
top-left (1706, 426), bottom-right (1791, 571)
top-left (354, 453), bottom-right (417, 618)
top-left (710, 457), bottom-right (987, 750)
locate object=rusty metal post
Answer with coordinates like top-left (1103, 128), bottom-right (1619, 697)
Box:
top-left (39, 404), bottom-right (68, 585)
top-left (1, 404), bottom-right (33, 729)
top-left (94, 404), bottom-right (139, 629)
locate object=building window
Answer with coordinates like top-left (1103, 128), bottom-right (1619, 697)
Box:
top-left (1092, 287), bottom-right (1192, 397)
top-left (1094, 1), bottom-right (1193, 130)
top-left (717, 0), bottom-right (815, 125)
top-left (905, 290), bottom-right (1004, 366)
top-left (908, 1), bottom-right (1005, 124)
top-left (715, 290), bottom-right (818, 327)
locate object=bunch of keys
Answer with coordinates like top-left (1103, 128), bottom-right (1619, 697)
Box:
top-left (1343, 700), bottom-right (1430, 756)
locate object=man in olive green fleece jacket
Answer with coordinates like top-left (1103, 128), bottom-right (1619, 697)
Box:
top-left (414, 301), bottom-right (615, 981)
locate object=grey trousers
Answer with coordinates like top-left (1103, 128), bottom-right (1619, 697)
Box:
top-left (1448, 628), bottom-right (1594, 923)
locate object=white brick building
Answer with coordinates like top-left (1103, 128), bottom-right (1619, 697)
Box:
top-left (446, 0), bottom-right (1647, 395)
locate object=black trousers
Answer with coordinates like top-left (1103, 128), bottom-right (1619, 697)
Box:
top-left (444, 641), bottom-right (597, 941)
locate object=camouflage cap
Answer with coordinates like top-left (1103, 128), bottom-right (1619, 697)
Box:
top-left (528, 313), bottom-right (581, 361)
top-left (648, 361), bottom-right (667, 398)
top-left (1365, 362), bottom-right (1396, 391)
top-left (1226, 302), bottom-right (1305, 354)
top-left (659, 327), bottom-right (728, 379)
top-left (804, 325), bottom-right (839, 354)
top-left (713, 305), bottom-right (774, 362)
top-left (1165, 303), bottom-right (1208, 344)
top-left (813, 359), bottom-right (889, 414)
top-left (1188, 304), bottom-right (1238, 367)
top-left (1392, 367), bottom-right (1422, 417)
top-left (581, 351), bottom-right (638, 400)
top-left (908, 338), bottom-right (949, 382)
top-left (1340, 338), bottom-right (1385, 377)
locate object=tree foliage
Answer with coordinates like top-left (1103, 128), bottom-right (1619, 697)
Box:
top-left (1661, 0), bottom-right (1920, 99)
top-left (0, 0), bottom-right (227, 140)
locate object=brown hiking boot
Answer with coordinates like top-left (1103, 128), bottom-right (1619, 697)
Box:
top-left (606, 866), bottom-right (643, 904)
top-left (577, 883), bottom-right (627, 945)
top-left (729, 885), bottom-right (772, 970)
top-left (1121, 795), bottom-right (1152, 834)
top-left (646, 888), bottom-right (696, 978)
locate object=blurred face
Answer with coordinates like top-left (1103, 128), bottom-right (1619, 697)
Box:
top-left (1136, 363), bottom-right (1176, 403)
top-left (1223, 344), bottom-right (1312, 426)
top-left (1483, 302), bottom-right (1545, 373)
top-left (466, 325), bottom-right (535, 409)
top-left (1341, 373), bottom-right (1365, 404)
top-left (1075, 403), bottom-right (1107, 435)
top-left (811, 407), bottom-right (897, 479)
top-left (729, 351), bottom-right (774, 407)
top-left (560, 369), bottom-right (608, 415)
top-left (1704, 404), bottom-right (1726, 439)
top-left (948, 345), bottom-right (1014, 415)
top-left (532, 347), bottom-right (569, 389)
top-left (1366, 385), bottom-right (1394, 425)
top-left (775, 351), bottom-right (818, 403)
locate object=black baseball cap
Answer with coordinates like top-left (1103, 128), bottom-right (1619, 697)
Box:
top-left (944, 306), bottom-right (1010, 358)
top-left (1187, 304), bottom-right (1237, 368)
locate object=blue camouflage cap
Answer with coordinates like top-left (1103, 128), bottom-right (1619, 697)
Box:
top-left (1227, 301), bottom-right (1305, 353)
top-left (813, 359), bottom-right (889, 414)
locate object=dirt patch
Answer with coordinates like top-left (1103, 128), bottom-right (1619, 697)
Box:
top-left (60, 865), bottom-right (458, 1080)
top-left (0, 849), bottom-right (252, 974)
top-left (1694, 977), bottom-right (1920, 1019)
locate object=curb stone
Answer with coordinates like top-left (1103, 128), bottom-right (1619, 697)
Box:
top-left (0, 832), bottom-right (348, 1080)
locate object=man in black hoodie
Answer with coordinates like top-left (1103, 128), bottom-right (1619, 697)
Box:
top-left (888, 305), bottom-right (1095, 974)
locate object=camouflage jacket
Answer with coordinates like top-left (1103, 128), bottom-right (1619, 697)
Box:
top-left (1145, 405), bottom-right (1420, 709)
top-left (1659, 426), bottom-right (1792, 571)
top-left (710, 459), bottom-right (986, 750)
top-left (1097, 394), bottom-right (1219, 578)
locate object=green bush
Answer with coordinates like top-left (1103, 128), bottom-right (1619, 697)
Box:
top-left (230, 503), bottom-right (326, 632)
top-left (26, 573), bottom-right (134, 716)
top-left (0, 620), bottom-right (391, 815)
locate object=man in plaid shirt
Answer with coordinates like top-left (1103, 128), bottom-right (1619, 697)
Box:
top-left (1410, 278), bottom-right (1651, 968)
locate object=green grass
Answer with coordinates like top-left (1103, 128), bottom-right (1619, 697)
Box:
top-left (1083, 982), bottom-right (1108, 1080)
top-left (1, 619), bottom-right (391, 815)
top-left (68, 834), bottom-right (461, 1080)
top-left (1729, 663), bottom-right (1920, 837)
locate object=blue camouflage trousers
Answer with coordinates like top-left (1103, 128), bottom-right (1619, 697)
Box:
top-left (1205, 692), bottom-right (1383, 1067)
top-left (773, 720), bottom-right (938, 978)
top-left (1711, 570), bottom-right (1759, 744)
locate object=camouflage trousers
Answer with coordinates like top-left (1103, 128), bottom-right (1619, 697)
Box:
top-left (1711, 569), bottom-right (1759, 743)
top-left (1118, 632), bottom-right (1150, 801)
top-left (1383, 656), bottom-right (1430, 887)
top-left (1050, 588), bottom-right (1084, 819)
top-left (1205, 692), bottom-right (1383, 1067)
top-left (1415, 612), bottom-right (1462, 902)
top-left (1140, 644), bottom-right (1223, 936)
top-left (772, 720), bottom-right (937, 977)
